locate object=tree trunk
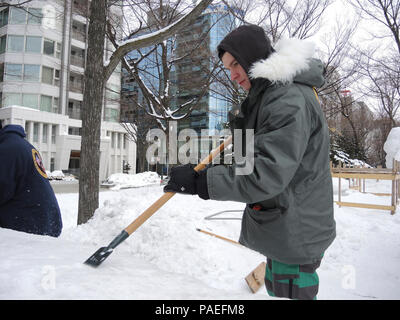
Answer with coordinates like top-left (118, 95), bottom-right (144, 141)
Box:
top-left (77, 0), bottom-right (107, 225)
top-left (77, 0), bottom-right (213, 225)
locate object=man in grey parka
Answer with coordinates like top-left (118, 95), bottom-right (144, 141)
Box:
top-left (164, 24), bottom-right (336, 300)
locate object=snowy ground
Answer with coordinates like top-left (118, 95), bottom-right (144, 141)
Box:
top-left (1, 174), bottom-right (400, 300)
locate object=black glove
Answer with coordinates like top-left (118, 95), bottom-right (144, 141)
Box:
top-left (196, 169), bottom-right (209, 200)
top-left (164, 164), bottom-right (198, 194)
top-left (163, 164), bottom-right (210, 200)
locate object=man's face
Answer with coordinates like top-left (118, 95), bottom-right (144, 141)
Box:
top-left (222, 52), bottom-right (251, 91)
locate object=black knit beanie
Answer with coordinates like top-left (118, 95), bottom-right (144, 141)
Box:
top-left (217, 24), bottom-right (274, 74)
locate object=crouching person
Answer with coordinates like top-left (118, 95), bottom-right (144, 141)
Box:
top-left (163, 25), bottom-right (336, 300)
top-left (0, 122), bottom-right (62, 237)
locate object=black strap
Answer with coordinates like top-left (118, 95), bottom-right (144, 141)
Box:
top-left (288, 279), bottom-right (293, 299)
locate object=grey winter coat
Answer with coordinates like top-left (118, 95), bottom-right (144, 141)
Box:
top-left (207, 38), bottom-right (336, 265)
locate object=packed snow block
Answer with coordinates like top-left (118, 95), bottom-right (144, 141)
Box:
top-left (245, 262), bottom-right (266, 293)
top-left (384, 127), bottom-right (400, 169)
top-left (102, 172), bottom-right (160, 190)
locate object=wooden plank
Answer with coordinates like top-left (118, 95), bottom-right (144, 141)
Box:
top-left (331, 173), bottom-right (396, 180)
top-left (245, 262), bottom-right (266, 293)
top-left (335, 201), bottom-right (395, 211)
top-left (331, 160), bottom-right (398, 215)
top-left (196, 228), bottom-right (239, 245)
top-left (331, 168), bottom-right (393, 173)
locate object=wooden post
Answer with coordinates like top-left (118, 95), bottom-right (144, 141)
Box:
top-left (396, 160), bottom-right (399, 207)
top-left (331, 163), bottom-right (399, 214)
top-left (338, 174), bottom-right (342, 206)
top-left (245, 262), bottom-right (266, 293)
top-left (391, 159), bottom-right (396, 215)
top-left (397, 161), bottom-right (400, 205)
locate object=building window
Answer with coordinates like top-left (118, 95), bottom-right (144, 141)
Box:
top-left (27, 8), bottom-right (42, 25)
top-left (26, 36), bottom-right (42, 53)
top-left (50, 156), bottom-right (55, 172)
top-left (68, 100), bottom-right (81, 120)
top-left (117, 133), bottom-right (121, 149)
top-left (5, 63), bottom-right (22, 81)
top-left (43, 39), bottom-right (55, 56)
top-left (0, 35), bottom-right (6, 54)
top-left (111, 132), bottom-right (115, 148)
top-left (7, 35), bottom-right (24, 52)
top-left (33, 123), bottom-right (39, 143)
top-left (70, 47), bottom-right (85, 67)
top-left (106, 83), bottom-right (120, 101)
top-left (51, 125), bottom-right (57, 144)
top-left (0, 63), bottom-right (4, 82)
top-left (22, 93), bottom-right (39, 109)
top-left (54, 69), bottom-right (60, 86)
top-left (40, 95), bottom-right (52, 112)
top-left (68, 126), bottom-right (82, 136)
top-left (0, 8), bottom-right (9, 27)
top-left (105, 108), bottom-right (119, 122)
top-left (23, 64), bottom-right (40, 82)
top-left (53, 97), bottom-right (59, 113)
top-left (42, 66), bottom-right (54, 85)
top-left (42, 124), bottom-right (48, 143)
top-left (3, 93), bottom-right (21, 107)
top-left (56, 42), bottom-right (61, 59)
top-left (10, 7), bottom-right (26, 24)
top-left (25, 121), bottom-right (30, 137)
top-left (69, 73), bottom-right (83, 93)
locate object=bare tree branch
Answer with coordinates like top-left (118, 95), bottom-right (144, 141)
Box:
top-left (103, 0), bottom-right (214, 80)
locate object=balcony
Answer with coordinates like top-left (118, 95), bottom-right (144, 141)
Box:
top-left (68, 100), bottom-right (82, 120)
top-left (70, 54), bottom-right (85, 68)
top-left (68, 109), bottom-right (81, 120)
top-left (72, 21), bottom-right (86, 43)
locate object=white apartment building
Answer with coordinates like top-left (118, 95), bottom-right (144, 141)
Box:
top-left (0, 0), bottom-right (136, 180)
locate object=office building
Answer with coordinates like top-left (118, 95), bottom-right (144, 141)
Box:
top-left (0, 0), bottom-right (136, 180)
top-left (121, 3), bottom-right (238, 136)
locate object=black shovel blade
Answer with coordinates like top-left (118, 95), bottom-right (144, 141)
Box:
top-left (84, 247), bottom-right (113, 267)
top-left (84, 230), bottom-right (129, 267)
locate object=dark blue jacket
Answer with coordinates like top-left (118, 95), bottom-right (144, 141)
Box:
top-left (0, 125), bottom-right (62, 237)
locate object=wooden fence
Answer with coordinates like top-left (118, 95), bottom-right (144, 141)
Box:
top-left (331, 160), bottom-right (400, 215)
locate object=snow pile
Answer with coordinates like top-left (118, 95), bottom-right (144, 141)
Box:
top-left (333, 150), bottom-right (371, 168)
top-left (64, 191), bottom-right (262, 295)
top-left (383, 127), bottom-right (400, 169)
top-left (48, 170), bottom-right (65, 180)
top-left (1, 174), bottom-right (400, 299)
top-left (332, 177), bottom-right (350, 196)
top-left (102, 171), bottom-right (160, 190)
top-left (46, 171), bottom-right (77, 181)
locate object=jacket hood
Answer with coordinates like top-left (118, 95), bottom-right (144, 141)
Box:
top-left (0, 124), bottom-right (26, 138)
top-left (248, 38), bottom-right (325, 88)
top-left (217, 24), bottom-right (274, 74)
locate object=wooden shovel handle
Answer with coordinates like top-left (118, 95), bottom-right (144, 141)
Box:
top-left (124, 136), bottom-right (232, 235)
top-left (196, 228), bottom-right (239, 245)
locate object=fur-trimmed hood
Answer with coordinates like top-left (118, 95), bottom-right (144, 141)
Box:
top-left (249, 38), bottom-right (325, 88)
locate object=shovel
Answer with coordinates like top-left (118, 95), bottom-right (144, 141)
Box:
top-left (84, 135), bottom-right (232, 267)
top-left (196, 228), bottom-right (266, 293)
